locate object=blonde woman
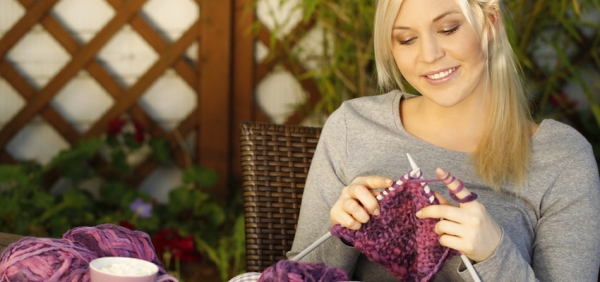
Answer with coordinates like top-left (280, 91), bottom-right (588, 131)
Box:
top-left (288, 0), bottom-right (600, 281)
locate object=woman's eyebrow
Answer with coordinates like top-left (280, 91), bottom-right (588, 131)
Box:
top-left (393, 11), bottom-right (461, 30)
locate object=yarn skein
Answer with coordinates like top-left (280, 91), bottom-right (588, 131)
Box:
top-left (63, 223), bottom-right (169, 276)
top-left (258, 260), bottom-right (348, 282)
top-left (0, 237), bottom-right (95, 281)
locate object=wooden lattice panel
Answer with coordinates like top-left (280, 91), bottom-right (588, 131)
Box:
top-left (253, 3), bottom-right (321, 125)
top-left (0, 0), bottom-right (232, 190)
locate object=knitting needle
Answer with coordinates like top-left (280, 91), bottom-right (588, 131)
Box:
top-left (406, 153), bottom-right (481, 282)
top-left (292, 167), bottom-right (421, 262)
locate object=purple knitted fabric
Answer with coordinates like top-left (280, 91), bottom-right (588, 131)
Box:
top-left (258, 260), bottom-right (348, 282)
top-left (0, 224), bottom-right (177, 282)
top-left (330, 175), bottom-right (457, 282)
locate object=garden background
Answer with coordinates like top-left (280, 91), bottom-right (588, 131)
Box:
top-left (0, 0), bottom-right (599, 281)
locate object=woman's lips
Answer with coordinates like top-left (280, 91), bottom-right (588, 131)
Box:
top-left (422, 66), bottom-right (460, 85)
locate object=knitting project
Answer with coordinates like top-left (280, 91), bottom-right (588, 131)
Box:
top-left (330, 173), bottom-right (457, 282)
top-left (258, 260), bottom-right (348, 282)
top-left (0, 224), bottom-right (178, 282)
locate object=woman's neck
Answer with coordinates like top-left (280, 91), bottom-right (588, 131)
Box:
top-left (400, 95), bottom-right (490, 153)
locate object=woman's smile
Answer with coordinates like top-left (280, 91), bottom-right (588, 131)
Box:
top-left (422, 66), bottom-right (460, 85)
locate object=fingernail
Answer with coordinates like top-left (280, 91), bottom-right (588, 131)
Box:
top-left (385, 179), bottom-right (393, 185)
top-left (374, 209), bottom-right (380, 216)
top-left (416, 210), bottom-right (422, 217)
top-left (436, 168), bottom-right (446, 175)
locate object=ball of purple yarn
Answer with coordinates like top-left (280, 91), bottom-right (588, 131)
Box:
top-left (62, 223), bottom-right (169, 276)
top-left (330, 180), bottom-right (457, 282)
top-left (0, 237), bottom-right (95, 281)
top-left (258, 260), bottom-right (348, 282)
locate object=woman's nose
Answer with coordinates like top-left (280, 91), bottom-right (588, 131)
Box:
top-left (419, 35), bottom-right (445, 63)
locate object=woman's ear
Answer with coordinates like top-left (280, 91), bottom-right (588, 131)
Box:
top-left (486, 5), bottom-right (501, 41)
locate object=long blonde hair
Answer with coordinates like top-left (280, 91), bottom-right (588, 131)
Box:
top-left (374, 0), bottom-right (532, 190)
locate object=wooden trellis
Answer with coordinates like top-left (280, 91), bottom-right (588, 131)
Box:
top-left (0, 0), bottom-right (234, 195)
top-left (0, 0), bottom-right (322, 195)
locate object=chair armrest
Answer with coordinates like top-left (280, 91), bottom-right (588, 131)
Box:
top-left (0, 232), bottom-right (24, 253)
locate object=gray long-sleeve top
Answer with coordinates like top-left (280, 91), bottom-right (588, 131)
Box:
top-left (287, 91), bottom-right (600, 281)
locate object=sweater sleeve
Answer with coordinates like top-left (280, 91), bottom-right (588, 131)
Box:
top-left (458, 145), bottom-right (600, 282)
top-left (286, 105), bottom-right (362, 277)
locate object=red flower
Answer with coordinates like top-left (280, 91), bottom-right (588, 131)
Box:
top-left (550, 92), bottom-right (579, 110)
top-left (107, 117), bottom-right (126, 136)
top-left (118, 220), bottom-right (136, 231)
top-left (133, 120), bottom-right (146, 143)
top-left (152, 228), bottom-right (201, 263)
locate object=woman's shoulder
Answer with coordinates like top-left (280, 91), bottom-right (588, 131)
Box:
top-left (532, 119), bottom-right (593, 159)
top-left (323, 90), bottom-right (406, 134)
top-left (339, 90), bottom-right (403, 110)
top-left (534, 119), bottom-right (591, 146)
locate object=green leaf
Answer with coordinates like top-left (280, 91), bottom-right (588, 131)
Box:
top-left (0, 196), bottom-right (20, 217)
top-left (110, 150), bottom-right (130, 173)
top-left (195, 202), bottom-right (225, 225)
top-left (591, 103), bottom-right (600, 127)
top-left (61, 189), bottom-right (92, 209)
top-left (182, 166), bottom-right (218, 188)
top-left (50, 216), bottom-right (72, 238)
top-left (99, 181), bottom-right (130, 206)
top-left (43, 139), bottom-right (103, 180)
top-left (149, 138), bottom-right (170, 162)
top-left (194, 236), bottom-right (220, 265)
top-left (32, 191), bottom-right (55, 210)
top-left (106, 135), bottom-right (120, 148)
top-left (0, 165), bottom-right (29, 186)
top-left (303, 0), bottom-right (318, 22)
top-left (45, 138), bottom-right (103, 172)
top-left (118, 189), bottom-right (141, 210)
top-left (168, 187), bottom-right (195, 212)
top-left (123, 132), bottom-right (143, 149)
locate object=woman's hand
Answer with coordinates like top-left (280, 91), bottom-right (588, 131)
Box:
top-left (330, 176), bottom-right (393, 230)
top-left (416, 168), bottom-right (502, 262)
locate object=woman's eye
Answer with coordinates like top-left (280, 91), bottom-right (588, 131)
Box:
top-left (440, 25), bottom-right (460, 35)
top-left (398, 37), bottom-right (416, 45)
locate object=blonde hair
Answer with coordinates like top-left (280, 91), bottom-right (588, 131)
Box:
top-left (374, 0), bottom-right (532, 190)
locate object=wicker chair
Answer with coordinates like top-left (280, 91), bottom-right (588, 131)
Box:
top-left (239, 121), bottom-right (322, 272)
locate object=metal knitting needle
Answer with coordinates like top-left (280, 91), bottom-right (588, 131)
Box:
top-left (406, 153), bottom-right (481, 282)
top-left (292, 167), bottom-right (420, 261)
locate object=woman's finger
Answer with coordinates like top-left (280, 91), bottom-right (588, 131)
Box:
top-left (331, 206), bottom-right (362, 230)
top-left (351, 176), bottom-right (394, 190)
top-left (438, 233), bottom-right (464, 250)
top-left (432, 191), bottom-right (456, 207)
top-left (348, 176), bottom-right (392, 215)
top-left (436, 168), bottom-right (478, 205)
top-left (416, 203), bottom-right (468, 222)
top-left (434, 218), bottom-right (465, 237)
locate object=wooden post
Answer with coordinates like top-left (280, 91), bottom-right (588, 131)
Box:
top-left (231, 0), bottom-right (255, 178)
top-left (198, 0), bottom-right (233, 198)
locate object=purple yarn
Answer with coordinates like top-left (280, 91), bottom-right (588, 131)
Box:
top-left (330, 177), bottom-right (457, 282)
top-left (63, 224), bottom-right (169, 276)
top-left (258, 260), bottom-right (348, 282)
top-left (0, 237), bottom-right (95, 281)
top-left (0, 224), bottom-right (177, 282)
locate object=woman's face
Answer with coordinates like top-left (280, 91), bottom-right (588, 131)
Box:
top-left (392, 0), bottom-right (488, 108)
